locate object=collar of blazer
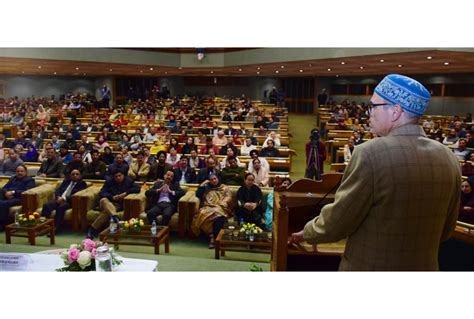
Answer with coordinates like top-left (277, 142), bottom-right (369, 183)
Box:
top-left (388, 124), bottom-right (425, 137)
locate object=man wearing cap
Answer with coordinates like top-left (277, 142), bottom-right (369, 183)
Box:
top-left (290, 74), bottom-right (461, 271)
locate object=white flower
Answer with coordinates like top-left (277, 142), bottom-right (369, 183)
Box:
top-left (69, 244), bottom-right (78, 249)
top-left (61, 251), bottom-right (69, 263)
top-left (77, 251), bottom-right (92, 269)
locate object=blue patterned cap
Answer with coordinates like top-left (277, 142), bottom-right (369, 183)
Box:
top-left (374, 74), bottom-right (431, 116)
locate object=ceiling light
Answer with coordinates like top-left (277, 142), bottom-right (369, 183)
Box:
top-left (380, 59), bottom-right (384, 63)
top-left (336, 75), bottom-right (339, 77)
top-left (178, 67), bottom-right (182, 70)
top-left (275, 70), bottom-right (279, 74)
top-left (444, 62), bottom-right (450, 65)
top-left (150, 67), bottom-right (153, 71)
top-left (75, 67), bottom-right (79, 70)
top-left (327, 68), bottom-right (331, 71)
top-left (109, 69), bottom-right (113, 72)
top-left (257, 67), bottom-right (260, 70)
top-left (398, 64), bottom-right (403, 67)
top-left (238, 68), bottom-right (242, 72)
top-left (427, 56), bottom-right (432, 60)
top-left (360, 66), bottom-right (364, 69)
top-left (341, 62), bottom-right (345, 65)
top-left (38, 66), bottom-right (42, 69)
top-left (140, 70), bottom-right (143, 73)
top-left (53, 72), bottom-right (57, 75)
top-left (281, 65), bottom-right (285, 69)
top-left (210, 71), bottom-right (214, 74)
top-left (299, 69), bottom-right (303, 73)
top-left (165, 72), bottom-right (168, 74)
top-left (257, 71), bottom-right (260, 75)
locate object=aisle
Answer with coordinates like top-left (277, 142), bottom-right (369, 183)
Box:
top-left (288, 113), bottom-right (318, 179)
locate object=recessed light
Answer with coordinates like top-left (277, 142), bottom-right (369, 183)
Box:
top-left (238, 68), bottom-right (242, 72)
top-left (140, 70), bottom-right (143, 73)
top-left (360, 66), bottom-right (364, 69)
top-left (398, 64), bottom-right (403, 67)
top-left (257, 71), bottom-right (260, 75)
top-left (427, 56), bottom-right (433, 60)
top-left (299, 69), bottom-right (303, 73)
top-left (444, 62), bottom-right (450, 65)
top-left (341, 62), bottom-right (345, 65)
top-left (281, 65), bottom-right (285, 69)
top-left (150, 67), bottom-right (153, 71)
top-left (38, 66), bottom-right (42, 69)
top-left (257, 67), bottom-right (260, 70)
top-left (275, 70), bottom-right (279, 74)
top-left (210, 71), bottom-right (214, 74)
top-left (327, 68), bottom-right (331, 71)
top-left (336, 75), bottom-right (339, 77)
top-left (165, 72), bottom-right (168, 74)
top-left (53, 72), bottom-right (57, 75)
top-left (380, 59), bottom-right (384, 63)
top-left (75, 67), bottom-right (79, 70)
top-left (178, 67), bottom-right (182, 70)
top-left (109, 69), bottom-right (113, 72)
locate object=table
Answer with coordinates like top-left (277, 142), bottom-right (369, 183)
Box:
top-left (99, 225), bottom-right (169, 255)
top-left (0, 252), bottom-right (158, 271)
top-left (215, 228), bottom-right (272, 259)
top-left (5, 219), bottom-right (55, 246)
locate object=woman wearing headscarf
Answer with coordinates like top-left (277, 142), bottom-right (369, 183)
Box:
top-left (36, 104), bottom-right (50, 128)
top-left (191, 173), bottom-right (233, 248)
top-left (459, 178), bottom-right (474, 224)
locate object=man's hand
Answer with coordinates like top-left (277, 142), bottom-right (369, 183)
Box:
top-left (5, 191), bottom-right (14, 199)
top-left (39, 173), bottom-right (47, 177)
top-left (200, 180), bottom-right (209, 187)
top-left (288, 230), bottom-right (305, 245)
top-left (56, 197), bottom-right (65, 204)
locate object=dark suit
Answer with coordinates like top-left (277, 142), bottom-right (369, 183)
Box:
top-left (145, 181), bottom-right (185, 226)
top-left (0, 176), bottom-right (36, 226)
top-left (197, 168), bottom-right (221, 184)
top-left (172, 167), bottom-right (196, 184)
top-left (38, 158), bottom-right (63, 177)
top-left (41, 180), bottom-right (88, 231)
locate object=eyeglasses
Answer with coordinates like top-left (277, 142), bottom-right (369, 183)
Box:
top-left (367, 103), bottom-right (394, 115)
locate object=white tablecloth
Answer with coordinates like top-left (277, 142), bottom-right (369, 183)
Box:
top-left (0, 252), bottom-right (158, 272)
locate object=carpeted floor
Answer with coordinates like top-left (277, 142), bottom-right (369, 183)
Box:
top-left (0, 113), bottom-right (323, 271)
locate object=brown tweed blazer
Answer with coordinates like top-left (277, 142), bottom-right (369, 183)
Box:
top-left (303, 124), bottom-right (461, 271)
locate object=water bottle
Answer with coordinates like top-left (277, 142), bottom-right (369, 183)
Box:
top-left (109, 216), bottom-right (117, 233)
top-left (151, 220), bottom-right (157, 236)
top-left (239, 218), bottom-right (244, 227)
top-left (14, 210), bottom-right (19, 226)
top-left (95, 246), bottom-right (113, 272)
top-left (249, 231), bottom-right (255, 242)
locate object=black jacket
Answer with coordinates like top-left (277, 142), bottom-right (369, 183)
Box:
top-left (55, 179), bottom-right (88, 204)
top-left (145, 181), bottom-right (185, 210)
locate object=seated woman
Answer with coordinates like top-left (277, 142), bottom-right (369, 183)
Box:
top-left (191, 174), bottom-right (233, 249)
top-left (21, 144), bottom-right (38, 162)
top-left (459, 178), bottom-right (474, 224)
top-left (100, 147), bottom-right (115, 165)
top-left (262, 131), bottom-right (281, 148)
top-left (0, 165), bottom-right (36, 230)
top-left (235, 173), bottom-right (264, 228)
top-left (248, 158), bottom-right (269, 187)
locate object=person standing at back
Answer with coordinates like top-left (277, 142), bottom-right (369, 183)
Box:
top-left (290, 74), bottom-right (461, 271)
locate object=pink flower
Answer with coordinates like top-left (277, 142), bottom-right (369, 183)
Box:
top-left (82, 239), bottom-right (96, 251)
top-left (68, 247), bottom-right (80, 263)
top-left (91, 248), bottom-right (97, 259)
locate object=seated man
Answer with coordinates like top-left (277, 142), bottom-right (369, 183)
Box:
top-left (106, 153), bottom-right (129, 181)
top-left (128, 151), bottom-right (150, 182)
top-left (173, 156), bottom-right (197, 184)
top-left (197, 157), bottom-right (221, 184)
top-left (83, 150), bottom-right (107, 180)
top-left (63, 152), bottom-right (85, 178)
top-left (149, 151), bottom-right (173, 181)
top-left (235, 173), bottom-right (264, 228)
top-left (145, 170), bottom-right (185, 226)
top-left (221, 156), bottom-right (246, 186)
top-left (37, 148), bottom-right (63, 178)
top-left (0, 149), bottom-right (24, 177)
top-left (41, 169), bottom-right (87, 233)
top-left (87, 170), bottom-right (140, 239)
top-left (0, 165), bottom-right (36, 230)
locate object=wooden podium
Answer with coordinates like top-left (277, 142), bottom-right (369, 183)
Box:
top-left (271, 175), bottom-right (345, 271)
